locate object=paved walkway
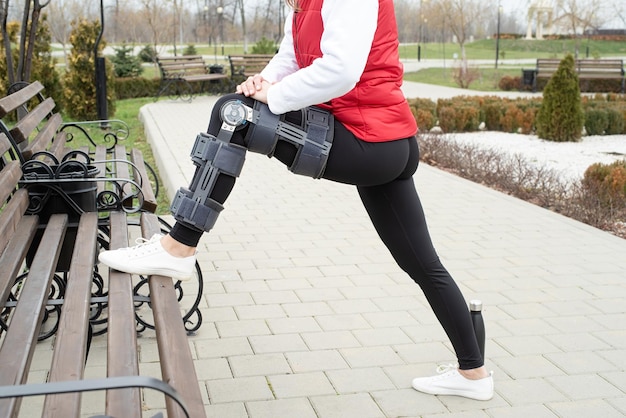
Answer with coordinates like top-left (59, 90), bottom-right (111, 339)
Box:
top-left (31, 82), bottom-right (626, 417)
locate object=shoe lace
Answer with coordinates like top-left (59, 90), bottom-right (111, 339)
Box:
top-left (117, 234), bottom-right (163, 254)
top-left (133, 234), bottom-right (163, 247)
top-left (435, 363), bottom-right (459, 374)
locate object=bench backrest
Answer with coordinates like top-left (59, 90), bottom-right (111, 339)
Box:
top-left (0, 81), bottom-right (67, 163)
top-left (537, 58), bottom-right (625, 77)
top-left (228, 54), bottom-right (274, 78)
top-left (157, 55), bottom-right (209, 78)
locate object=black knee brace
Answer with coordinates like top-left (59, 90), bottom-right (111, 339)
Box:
top-left (170, 99), bottom-right (334, 232)
top-left (244, 100), bottom-right (334, 178)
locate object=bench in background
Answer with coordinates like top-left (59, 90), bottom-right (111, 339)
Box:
top-left (228, 54), bottom-right (275, 82)
top-left (523, 58), bottom-right (625, 93)
top-left (156, 55), bottom-right (229, 101)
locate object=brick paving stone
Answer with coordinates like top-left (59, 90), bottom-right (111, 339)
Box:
top-left (285, 350), bottom-right (349, 373)
top-left (228, 353), bottom-right (292, 377)
top-left (246, 398), bottom-right (318, 418)
top-left (371, 388), bottom-right (448, 416)
top-left (206, 376), bottom-right (274, 403)
top-left (326, 367), bottom-right (396, 393)
top-left (268, 372), bottom-right (336, 398)
top-left (310, 393), bottom-right (386, 418)
top-left (547, 399), bottom-right (625, 418)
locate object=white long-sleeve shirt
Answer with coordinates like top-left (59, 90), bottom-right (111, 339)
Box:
top-left (260, 0), bottom-right (379, 115)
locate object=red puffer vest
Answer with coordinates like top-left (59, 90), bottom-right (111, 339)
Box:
top-left (293, 0), bottom-right (417, 142)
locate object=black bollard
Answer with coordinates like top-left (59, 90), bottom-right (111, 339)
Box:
top-left (470, 300), bottom-right (485, 362)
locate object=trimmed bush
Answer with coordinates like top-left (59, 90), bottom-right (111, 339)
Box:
top-left (583, 160), bottom-right (626, 209)
top-left (585, 109), bottom-right (609, 136)
top-left (535, 54), bottom-right (584, 142)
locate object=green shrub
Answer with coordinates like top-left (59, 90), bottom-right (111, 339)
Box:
top-left (111, 44), bottom-right (143, 78)
top-left (114, 77), bottom-right (161, 99)
top-left (183, 44), bottom-right (197, 55)
top-left (251, 37), bottom-right (277, 54)
top-left (584, 108), bottom-right (609, 135)
top-left (62, 19), bottom-right (116, 120)
top-left (535, 54), bottom-right (584, 142)
top-left (606, 108), bottom-right (625, 135)
top-left (139, 44), bottom-right (157, 63)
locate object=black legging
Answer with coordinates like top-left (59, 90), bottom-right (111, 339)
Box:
top-left (170, 94), bottom-right (483, 369)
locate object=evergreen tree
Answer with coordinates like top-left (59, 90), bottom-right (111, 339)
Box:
top-left (535, 54), bottom-right (584, 142)
top-left (62, 19), bottom-right (116, 120)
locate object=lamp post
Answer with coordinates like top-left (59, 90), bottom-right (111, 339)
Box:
top-left (217, 5), bottom-right (224, 56)
top-left (495, 4), bottom-right (502, 68)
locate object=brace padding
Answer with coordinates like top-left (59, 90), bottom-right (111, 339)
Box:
top-left (170, 188), bottom-right (224, 232)
top-left (171, 132), bottom-right (246, 232)
top-left (243, 101), bottom-right (281, 155)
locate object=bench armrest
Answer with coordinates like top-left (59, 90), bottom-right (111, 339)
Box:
top-left (59, 119), bottom-right (130, 151)
top-left (0, 376), bottom-right (190, 418)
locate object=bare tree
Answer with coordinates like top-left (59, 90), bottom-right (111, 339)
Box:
top-left (1, 0), bottom-right (53, 84)
top-left (554, 0), bottom-right (607, 57)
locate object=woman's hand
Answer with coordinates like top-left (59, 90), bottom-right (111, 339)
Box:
top-left (236, 74), bottom-right (271, 103)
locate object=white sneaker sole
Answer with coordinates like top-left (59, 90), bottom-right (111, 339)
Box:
top-left (101, 258), bottom-right (194, 282)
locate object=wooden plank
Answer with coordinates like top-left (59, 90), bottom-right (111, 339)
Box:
top-left (129, 148), bottom-right (158, 213)
top-left (114, 145), bottom-right (133, 209)
top-left (21, 112), bottom-right (62, 160)
top-left (0, 132), bottom-right (14, 156)
top-left (141, 213), bottom-right (207, 418)
top-left (0, 184), bottom-right (29, 256)
top-left (9, 97), bottom-right (56, 144)
top-left (42, 213), bottom-right (99, 418)
top-left (0, 214), bottom-right (38, 310)
top-left (105, 211), bottom-right (141, 418)
top-left (0, 214), bottom-right (67, 417)
top-left (0, 81), bottom-right (44, 118)
top-left (94, 145), bottom-right (108, 198)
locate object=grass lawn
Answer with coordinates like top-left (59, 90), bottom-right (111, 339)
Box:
top-left (403, 67), bottom-right (523, 91)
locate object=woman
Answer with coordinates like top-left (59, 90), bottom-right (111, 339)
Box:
top-left (99, 0), bottom-right (494, 400)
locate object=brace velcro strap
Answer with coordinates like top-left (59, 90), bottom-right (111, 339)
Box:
top-left (244, 102), bottom-right (281, 155)
top-left (289, 107), bottom-right (334, 178)
top-left (170, 188), bottom-right (224, 232)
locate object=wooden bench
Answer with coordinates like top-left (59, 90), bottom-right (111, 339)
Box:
top-left (156, 55), bottom-right (229, 101)
top-left (0, 82), bottom-right (207, 417)
top-left (228, 54), bottom-right (275, 82)
top-left (0, 81), bottom-right (205, 334)
top-left (0, 129), bottom-right (206, 416)
top-left (528, 58), bottom-right (625, 92)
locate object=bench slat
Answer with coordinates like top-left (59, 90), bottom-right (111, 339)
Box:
top-left (9, 97), bottom-right (56, 144)
top-left (130, 148), bottom-right (158, 212)
top-left (141, 213), bottom-right (207, 418)
top-left (0, 81), bottom-right (44, 119)
top-left (105, 211), bottom-right (141, 417)
top-left (94, 145), bottom-right (108, 197)
top-left (42, 212), bottom-right (99, 418)
top-left (22, 112), bottom-right (63, 160)
top-left (0, 212), bottom-right (38, 309)
top-left (0, 184), bottom-right (30, 256)
top-left (0, 214), bottom-right (67, 417)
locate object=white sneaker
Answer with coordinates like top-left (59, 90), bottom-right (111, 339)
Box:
top-left (412, 364), bottom-right (494, 401)
top-left (98, 234), bottom-right (196, 281)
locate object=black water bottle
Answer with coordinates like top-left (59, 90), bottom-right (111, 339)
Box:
top-left (470, 300), bottom-right (485, 362)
